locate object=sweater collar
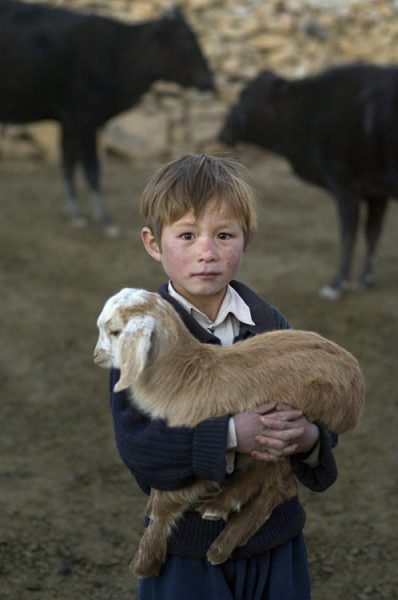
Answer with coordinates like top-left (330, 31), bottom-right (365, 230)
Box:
top-left (167, 282), bottom-right (255, 330)
top-left (158, 280), bottom-right (276, 342)
top-left (158, 283), bottom-right (220, 344)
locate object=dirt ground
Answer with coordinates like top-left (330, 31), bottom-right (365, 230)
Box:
top-left (1, 149), bottom-right (397, 600)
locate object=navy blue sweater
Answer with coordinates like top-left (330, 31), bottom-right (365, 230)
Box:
top-left (109, 281), bottom-right (337, 559)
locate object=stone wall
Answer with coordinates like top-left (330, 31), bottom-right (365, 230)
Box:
top-left (3, 0), bottom-right (398, 162)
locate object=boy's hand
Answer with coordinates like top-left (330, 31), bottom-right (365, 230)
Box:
top-left (252, 403), bottom-right (320, 462)
top-left (233, 402), bottom-right (276, 454)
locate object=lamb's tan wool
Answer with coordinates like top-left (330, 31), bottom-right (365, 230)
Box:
top-left (94, 288), bottom-right (365, 577)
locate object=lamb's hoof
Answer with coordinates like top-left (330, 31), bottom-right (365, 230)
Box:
top-left (200, 509), bottom-right (224, 521)
top-left (207, 544), bottom-right (230, 566)
top-left (197, 502), bottom-right (232, 521)
top-left (197, 497), bottom-right (241, 521)
top-left (129, 553), bottom-right (162, 579)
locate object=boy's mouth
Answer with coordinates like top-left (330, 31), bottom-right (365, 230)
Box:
top-left (195, 271), bottom-right (219, 278)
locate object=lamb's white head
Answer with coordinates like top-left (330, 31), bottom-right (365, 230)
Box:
top-left (93, 287), bottom-right (156, 374)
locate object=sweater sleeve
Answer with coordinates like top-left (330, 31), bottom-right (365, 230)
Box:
top-left (109, 369), bottom-right (230, 494)
top-left (290, 421), bottom-right (338, 492)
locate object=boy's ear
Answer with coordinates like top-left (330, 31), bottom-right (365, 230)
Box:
top-left (141, 227), bottom-right (161, 261)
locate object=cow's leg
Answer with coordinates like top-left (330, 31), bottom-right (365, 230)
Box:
top-left (61, 124), bottom-right (86, 226)
top-left (78, 127), bottom-right (119, 237)
top-left (359, 196), bottom-right (389, 288)
top-left (320, 195), bottom-right (360, 299)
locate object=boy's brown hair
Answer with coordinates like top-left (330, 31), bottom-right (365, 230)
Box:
top-left (140, 154), bottom-right (258, 245)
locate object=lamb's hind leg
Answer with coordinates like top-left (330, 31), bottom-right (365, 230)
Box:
top-left (206, 466), bottom-right (296, 565)
top-left (206, 484), bottom-right (274, 565)
top-left (131, 481), bottom-right (211, 578)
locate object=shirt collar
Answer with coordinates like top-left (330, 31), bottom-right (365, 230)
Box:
top-left (167, 282), bottom-right (255, 328)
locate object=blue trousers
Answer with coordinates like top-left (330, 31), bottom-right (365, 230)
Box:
top-left (138, 534), bottom-right (311, 600)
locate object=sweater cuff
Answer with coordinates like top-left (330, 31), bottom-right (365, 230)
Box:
top-left (291, 421), bottom-right (338, 492)
top-left (192, 415), bottom-right (230, 483)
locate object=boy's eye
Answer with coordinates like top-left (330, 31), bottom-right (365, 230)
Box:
top-left (218, 232), bottom-right (232, 240)
top-left (180, 232), bottom-right (194, 240)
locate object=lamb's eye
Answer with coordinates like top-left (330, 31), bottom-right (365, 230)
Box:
top-left (110, 330), bottom-right (121, 337)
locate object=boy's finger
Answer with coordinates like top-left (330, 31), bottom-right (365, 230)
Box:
top-left (276, 403), bottom-right (292, 410)
top-left (253, 402), bottom-right (277, 415)
top-left (276, 403), bottom-right (303, 415)
top-left (260, 413), bottom-right (302, 427)
top-left (252, 443), bottom-right (298, 461)
top-left (256, 427), bottom-right (305, 447)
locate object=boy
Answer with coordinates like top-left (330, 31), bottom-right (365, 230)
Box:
top-left (109, 154), bottom-right (337, 599)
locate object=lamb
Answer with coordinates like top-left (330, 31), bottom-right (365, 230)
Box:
top-left (94, 287), bottom-right (365, 578)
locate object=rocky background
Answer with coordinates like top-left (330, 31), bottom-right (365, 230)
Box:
top-left (3, 0), bottom-right (398, 162)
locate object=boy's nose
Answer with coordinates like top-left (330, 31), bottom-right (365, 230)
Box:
top-left (198, 239), bottom-right (217, 261)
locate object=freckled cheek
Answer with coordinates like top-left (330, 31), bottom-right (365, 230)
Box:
top-left (223, 245), bottom-right (244, 269)
top-left (162, 247), bottom-right (190, 275)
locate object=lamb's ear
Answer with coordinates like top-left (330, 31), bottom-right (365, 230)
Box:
top-left (113, 316), bottom-right (155, 392)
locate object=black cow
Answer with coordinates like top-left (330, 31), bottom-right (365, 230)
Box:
top-left (0, 0), bottom-right (214, 234)
top-left (219, 63), bottom-right (397, 298)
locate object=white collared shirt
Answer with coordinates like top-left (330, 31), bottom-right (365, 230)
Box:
top-left (168, 282), bottom-right (255, 346)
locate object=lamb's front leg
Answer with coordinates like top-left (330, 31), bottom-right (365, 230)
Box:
top-left (130, 480), bottom-right (211, 578)
top-left (197, 462), bottom-right (267, 521)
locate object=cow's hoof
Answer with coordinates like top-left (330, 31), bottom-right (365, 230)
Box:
top-left (319, 285), bottom-right (342, 300)
top-left (358, 275), bottom-right (376, 289)
top-left (320, 279), bottom-right (353, 299)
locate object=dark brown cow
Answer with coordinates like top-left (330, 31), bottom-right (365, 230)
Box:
top-left (0, 0), bottom-right (215, 234)
top-left (220, 63), bottom-right (396, 298)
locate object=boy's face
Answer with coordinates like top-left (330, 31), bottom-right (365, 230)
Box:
top-left (141, 200), bottom-right (247, 319)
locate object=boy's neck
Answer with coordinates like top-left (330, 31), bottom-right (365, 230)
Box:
top-left (169, 283), bottom-right (227, 322)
